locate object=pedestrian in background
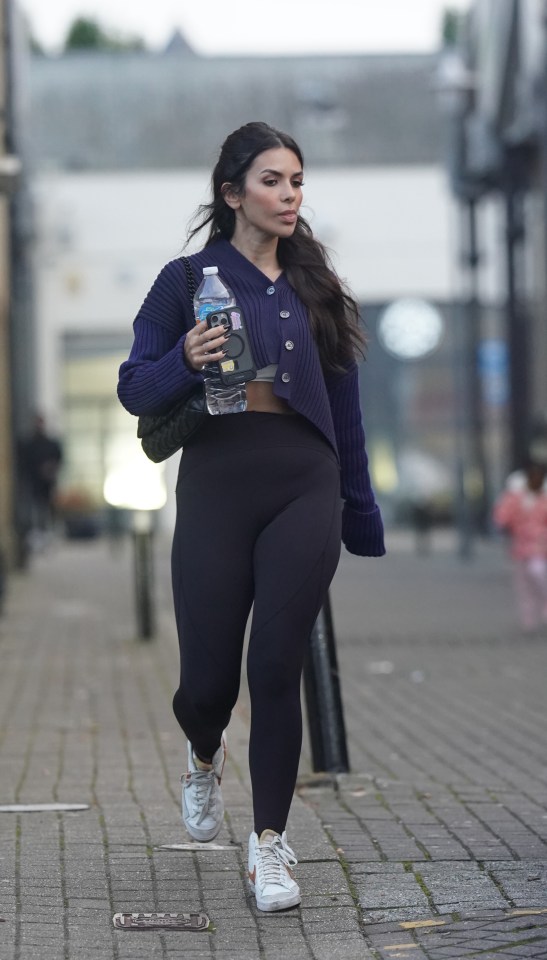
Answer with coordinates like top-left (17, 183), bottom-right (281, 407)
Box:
top-left (493, 460), bottom-right (547, 634)
top-left (19, 413), bottom-right (63, 550)
top-left (118, 121), bottom-right (385, 911)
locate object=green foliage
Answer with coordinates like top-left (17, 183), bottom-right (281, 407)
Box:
top-left (63, 16), bottom-right (145, 53)
top-left (441, 8), bottom-right (464, 48)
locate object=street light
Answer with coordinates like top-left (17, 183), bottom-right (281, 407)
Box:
top-left (377, 297), bottom-right (445, 361)
top-left (436, 45), bottom-right (489, 557)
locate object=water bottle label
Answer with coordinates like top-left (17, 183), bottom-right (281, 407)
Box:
top-left (220, 359), bottom-right (235, 373)
top-left (196, 303), bottom-right (220, 322)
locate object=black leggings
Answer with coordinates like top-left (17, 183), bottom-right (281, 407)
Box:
top-left (171, 412), bottom-right (341, 835)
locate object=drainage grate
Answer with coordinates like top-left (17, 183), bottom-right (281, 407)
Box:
top-left (113, 912), bottom-right (209, 932)
top-left (158, 842), bottom-right (239, 851)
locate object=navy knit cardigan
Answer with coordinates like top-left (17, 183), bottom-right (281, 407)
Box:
top-left (117, 239), bottom-right (385, 557)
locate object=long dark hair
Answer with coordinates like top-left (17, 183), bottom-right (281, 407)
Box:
top-left (187, 121), bottom-right (364, 373)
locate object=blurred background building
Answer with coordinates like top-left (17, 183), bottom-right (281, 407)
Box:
top-left (2, 0), bottom-right (547, 575)
top-left (438, 0), bottom-right (547, 531)
top-left (28, 40), bottom-right (498, 535)
top-left (1, 0), bottom-right (32, 589)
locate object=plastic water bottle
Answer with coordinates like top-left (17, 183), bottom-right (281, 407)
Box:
top-left (193, 266), bottom-right (247, 415)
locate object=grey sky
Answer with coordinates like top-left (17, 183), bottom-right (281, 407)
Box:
top-left (20, 0), bottom-right (471, 56)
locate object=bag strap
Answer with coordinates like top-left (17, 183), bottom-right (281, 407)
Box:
top-left (181, 256), bottom-right (197, 300)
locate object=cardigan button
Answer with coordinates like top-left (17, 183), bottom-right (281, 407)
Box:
top-left (284, 340), bottom-right (294, 351)
top-left (281, 372), bottom-right (291, 383)
top-left (280, 310), bottom-right (290, 318)
top-left (266, 285), bottom-right (275, 295)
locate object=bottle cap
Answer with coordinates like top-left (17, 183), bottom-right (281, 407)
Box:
top-left (202, 266), bottom-right (218, 275)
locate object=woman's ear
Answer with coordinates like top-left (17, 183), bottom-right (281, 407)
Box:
top-left (221, 182), bottom-right (241, 210)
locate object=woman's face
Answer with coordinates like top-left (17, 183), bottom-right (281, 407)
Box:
top-left (224, 147), bottom-right (304, 240)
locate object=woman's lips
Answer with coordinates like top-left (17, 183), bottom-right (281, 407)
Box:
top-left (278, 211), bottom-right (297, 223)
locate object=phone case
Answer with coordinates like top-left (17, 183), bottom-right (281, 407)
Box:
top-left (207, 305), bottom-right (257, 386)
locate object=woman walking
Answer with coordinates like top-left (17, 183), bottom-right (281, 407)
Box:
top-left (118, 121), bottom-right (385, 911)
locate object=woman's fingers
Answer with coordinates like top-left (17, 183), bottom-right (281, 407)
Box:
top-left (184, 321), bottom-right (228, 371)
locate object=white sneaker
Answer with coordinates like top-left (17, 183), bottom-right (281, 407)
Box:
top-left (181, 734), bottom-right (226, 842)
top-left (248, 830), bottom-right (301, 912)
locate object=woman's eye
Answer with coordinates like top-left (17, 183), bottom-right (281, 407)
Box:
top-left (264, 179), bottom-right (277, 186)
top-left (292, 181), bottom-right (304, 188)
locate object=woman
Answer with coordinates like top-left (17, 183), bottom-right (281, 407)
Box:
top-left (118, 121), bottom-right (385, 912)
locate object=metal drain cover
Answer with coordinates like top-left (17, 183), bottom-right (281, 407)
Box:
top-left (113, 912), bottom-right (209, 932)
top-left (158, 842), bottom-right (239, 851)
top-left (0, 803), bottom-right (89, 813)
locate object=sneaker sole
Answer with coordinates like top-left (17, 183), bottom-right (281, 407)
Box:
top-left (248, 880), bottom-right (301, 912)
top-left (184, 821), bottom-right (224, 842)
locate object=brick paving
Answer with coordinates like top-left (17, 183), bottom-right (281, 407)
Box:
top-left (0, 527), bottom-right (546, 959)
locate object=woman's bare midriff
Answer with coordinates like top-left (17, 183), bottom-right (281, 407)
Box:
top-left (245, 381), bottom-right (294, 414)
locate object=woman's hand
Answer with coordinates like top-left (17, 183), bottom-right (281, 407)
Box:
top-left (184, 320), bottom-right (229, 371)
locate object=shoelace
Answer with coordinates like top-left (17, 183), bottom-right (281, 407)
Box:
top-left (186, 770), bottom-right (218, 823)
top-left (258, 835), bottom-right (298, 885)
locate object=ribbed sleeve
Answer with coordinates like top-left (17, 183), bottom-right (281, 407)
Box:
top-left (117, 261), bottom-right (203, 416)
top-left (328, 367), bottom-right (386, 557)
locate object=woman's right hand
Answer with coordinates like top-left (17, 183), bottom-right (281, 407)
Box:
top-left (184, 320), bottom-right (229, 371)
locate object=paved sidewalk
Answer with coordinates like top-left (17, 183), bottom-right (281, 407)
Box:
top-left (0, 528), bottom-right (546, 960)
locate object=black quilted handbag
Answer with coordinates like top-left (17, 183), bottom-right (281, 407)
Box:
top-left (136, 257), bottom-right (207, 463)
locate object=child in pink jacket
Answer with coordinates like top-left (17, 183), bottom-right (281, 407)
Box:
top-left (493, 461), bottom-right (547, 632)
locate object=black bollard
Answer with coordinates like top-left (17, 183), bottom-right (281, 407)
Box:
top-left (303, 592), bottom-right (350, 773)
top-left (132, 511), bottom-right (155, 640)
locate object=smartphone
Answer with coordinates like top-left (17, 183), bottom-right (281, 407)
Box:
top-left (206, 306), bottom-right (257, 385)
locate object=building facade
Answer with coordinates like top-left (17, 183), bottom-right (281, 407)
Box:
top-left (28, 45), bottom-right (508, 531)
top-left (444, 0), bottom-right (547, 472)
top-left (0, 0), bottom-right (27, 583)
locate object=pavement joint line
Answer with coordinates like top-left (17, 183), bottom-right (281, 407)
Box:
top-left (333, 787), bottom-right (391, 861)
top-left (86, 678), bottom-right (121, 960)
top-left (218, 809), bottom-right (267, 958)
top-left (312, 809), bottom-right (388, 960)
top-left (57, 814), bottom-right (70, 960)
top-left (367, 787), bottom-right (433, 862)
top-left (479, 859), bottom-right (517, 910)
top-left (14, 815), bottom-right (22, 960)
top-left (362, 906), bottom-right (547, 932)
top-left (132, 645), bottom-right (178, 805)
top-left (91, 733), bottom-right (121, 956)
top-left (410, 869), bottom-right (440, 917)
top-left (109, 647), bottom-right (171, 959)
top-left (319, 822), bottom-right (365, 917)
top-left (482, 784), bottom-right (547, 852)
top-left (414, 785), bottom-right (515, 864)
top-left (444, 784), bottom-right (524, 863)
top-left (55, 629), bottom-right (70, 808)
